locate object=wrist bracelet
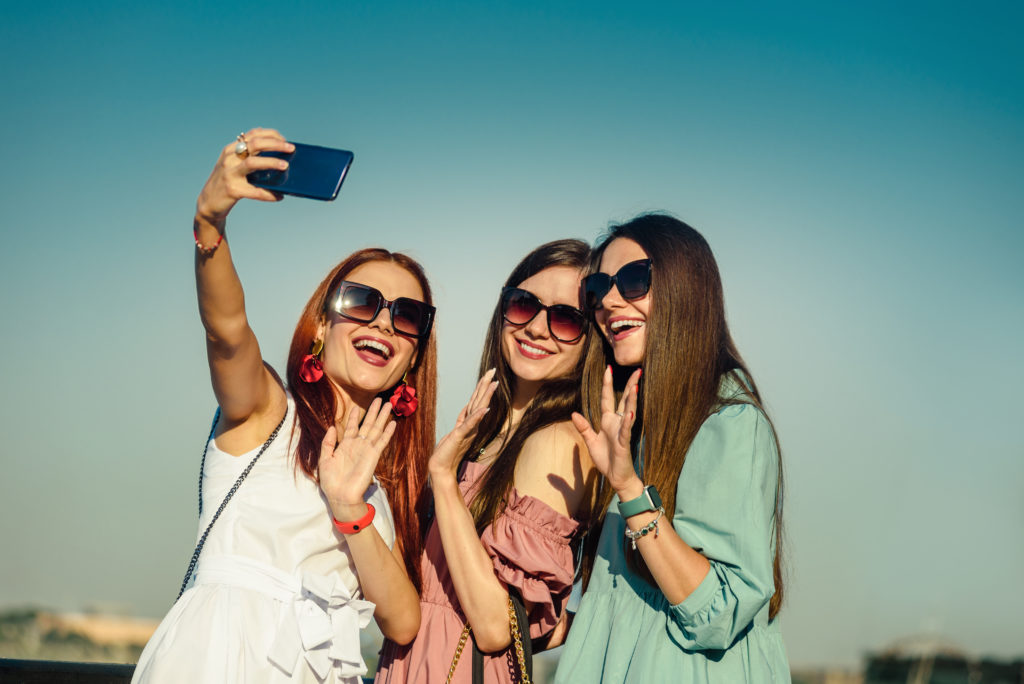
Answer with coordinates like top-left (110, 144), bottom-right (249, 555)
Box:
top-left (624, 506), bottom-right (665, 550)
top-left (332, 503), bottom-right (375, 535)
top-left (194, 226), bottom-right (225, 256)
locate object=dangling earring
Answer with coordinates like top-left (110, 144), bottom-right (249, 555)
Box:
top-left (299, 339), bottom-right (324, 383)
top-left (389, 370), bottom-right (418, 417)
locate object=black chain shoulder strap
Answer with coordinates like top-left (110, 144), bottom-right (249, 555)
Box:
top-left (176, 408), bottom-right (288, 599)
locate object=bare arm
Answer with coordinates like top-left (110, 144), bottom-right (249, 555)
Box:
top-left (571, 367), bottom-right (710, 605)
top-left (193, 129), bottom-right (294, 447)
top-left (431, 375), bottom-right (594, 652)
top-left (319, 400), bottom-right (421, 644)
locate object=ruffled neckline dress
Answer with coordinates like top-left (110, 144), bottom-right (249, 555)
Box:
top-left (375, 459), bottom-right (579, 683)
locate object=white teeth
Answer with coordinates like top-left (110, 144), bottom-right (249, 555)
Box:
top-left (354, 339), bottom-right (391, 358)
top-left (519, 341), bottom-right (551, 356)
top-left (610, 319), bottom-right (645, 331)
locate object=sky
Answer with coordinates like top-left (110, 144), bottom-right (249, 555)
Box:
top-left (1, 0), bottom-right (1022, 670)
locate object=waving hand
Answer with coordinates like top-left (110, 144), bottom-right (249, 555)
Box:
top-left (319, 398), bottom-right (397, 510)
top-left (428, 369), bottom-right (499, 482)
top-left (570, 366), bottom-right (643, 493)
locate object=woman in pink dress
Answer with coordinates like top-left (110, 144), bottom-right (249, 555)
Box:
top-left (376, 239), bottom-right (598, 683)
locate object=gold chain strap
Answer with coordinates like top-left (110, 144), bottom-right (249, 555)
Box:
top-left (444, 596), bottom-right (532, 684)
top-left (507, 594), bottom-right (532, 684)
top-left (446, 623), bottom-right (473, 684)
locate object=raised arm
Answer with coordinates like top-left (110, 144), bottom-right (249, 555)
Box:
top-left (431, 374), bottom-right (593, 652)
top-left (193, 128), bottom-right (294, 443)
top-left (571, 366), bottom-right (711, 604)
top-left (572, 367), bottom-right (780, 651)
top-left (318, 399), bottom-right (422, 644)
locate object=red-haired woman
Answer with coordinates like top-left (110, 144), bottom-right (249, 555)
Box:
top-left (133, 129), bottom-right (434, 684)
top-left (376, 239), bottom-right (598, 683)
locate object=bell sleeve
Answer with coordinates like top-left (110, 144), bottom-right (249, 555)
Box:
top-left (664, 403), bottom-right (781, 651)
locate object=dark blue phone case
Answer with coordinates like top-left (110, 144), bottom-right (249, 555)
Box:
top-left (247, 142), bottom-right (354, 201)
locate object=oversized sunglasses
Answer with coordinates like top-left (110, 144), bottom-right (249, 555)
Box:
top-left (581, 258), bottom-right (652, 311)
top-left (501, 287), bottom-right (587, 343)
top-left (327, 281), bottom-right (435, 339)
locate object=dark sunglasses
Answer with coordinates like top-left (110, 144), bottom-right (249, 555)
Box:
top-left (327, 281), bottom-right (435, 339)
top-left (500, 287), bottom-right (587, 343)
top-left (581, 259), bottom-right (652, 311)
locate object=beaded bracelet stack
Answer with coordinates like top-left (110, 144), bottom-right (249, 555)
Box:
top-left (624, 506), bottom-right (665, 550)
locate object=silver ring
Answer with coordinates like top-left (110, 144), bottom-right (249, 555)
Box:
top-left (234, 133), bottom-right (249, 158)
top-left (358, 435), bottom-right (367, 440)
top-left (615, 411), bottom-right (624, 417)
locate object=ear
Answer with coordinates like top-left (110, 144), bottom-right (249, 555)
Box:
top-left (315, 316), bottom-right (327, 343)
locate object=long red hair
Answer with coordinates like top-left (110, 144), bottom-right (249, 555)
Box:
top-left (285, 248), bottom-right (437, 590)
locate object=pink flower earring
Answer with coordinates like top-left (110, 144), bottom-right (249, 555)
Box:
top-left (299, 339), bottom-right (324, 383)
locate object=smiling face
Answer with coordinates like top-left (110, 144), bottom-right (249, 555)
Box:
top-left (593, 238), bottom-right (651, 367)
top-left (318, 260), bottom-right (425, 405)
top-left (501, 265), bottom-right (586, 395)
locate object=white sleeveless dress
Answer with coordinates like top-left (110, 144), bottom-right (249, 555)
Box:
top-left (133, 396), bottom-right (394, 683)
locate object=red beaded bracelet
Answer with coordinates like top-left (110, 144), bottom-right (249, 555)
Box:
top-left (193, 226), bottom-right (225, 256)
top-left (332, 503), bottom-right (375, 535)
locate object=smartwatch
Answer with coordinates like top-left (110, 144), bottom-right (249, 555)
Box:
top-left (617, 485), bottom-right (662, 518)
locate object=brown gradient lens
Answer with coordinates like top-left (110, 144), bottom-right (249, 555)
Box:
top-left (501, 288), bottom-right (586, 343)
top-left (333, 282), bottom-right (435, 338)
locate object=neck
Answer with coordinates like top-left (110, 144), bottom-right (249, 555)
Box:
top-left (328, 378), bottom-right (374, 424)
top-left (509, 378), bottom-right (539, 429)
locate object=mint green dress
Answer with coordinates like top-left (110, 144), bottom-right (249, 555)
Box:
top-left (555, 393), bottom-right (790, 683)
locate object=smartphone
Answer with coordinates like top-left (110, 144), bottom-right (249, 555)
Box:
top-left (247, 142), bottom-right (354, 201)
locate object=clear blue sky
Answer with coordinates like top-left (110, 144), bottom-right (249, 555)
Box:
top-left (1, 0), bottom-right (1021, 669)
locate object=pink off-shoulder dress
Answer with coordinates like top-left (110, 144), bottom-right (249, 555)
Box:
top-left (375, 459), bottom-right (579, 684)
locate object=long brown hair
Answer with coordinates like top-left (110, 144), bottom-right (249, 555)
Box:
top-left (581, 214), bottom-right (785, 619)
top-left (286, 248), bottom-right (437, 590)
top-left (465, 239), bottom-right (595, 536)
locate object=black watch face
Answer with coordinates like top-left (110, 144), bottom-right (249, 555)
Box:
top-left (648, 486), bottom-right (663, 509)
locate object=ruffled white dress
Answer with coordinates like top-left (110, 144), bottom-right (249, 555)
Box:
top-left (133, 396), bottom-right (393, 683)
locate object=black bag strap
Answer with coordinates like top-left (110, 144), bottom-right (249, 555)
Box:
top-left (175, 408), bottom-right (287, 599)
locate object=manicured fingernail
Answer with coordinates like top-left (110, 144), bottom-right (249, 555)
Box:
top-left (279, 160), bottom-right (289, 169)
top-left (606, 365), bottom-right (611, 373)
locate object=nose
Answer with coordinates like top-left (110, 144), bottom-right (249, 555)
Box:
top-left (368, 306), bottom-right (396, 335)
top-left (524, 309), bottom-right (550, 338)
top-left (599, 282), bottom-right (627, 311)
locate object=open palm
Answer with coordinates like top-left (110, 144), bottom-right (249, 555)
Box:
top-left (319, 397), bottom-right (396, 508)
top-left (570, 367), bottom-right (642, 493)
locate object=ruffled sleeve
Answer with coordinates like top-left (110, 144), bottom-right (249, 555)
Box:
top-left (665, 403), bottom-right (780, 651)
top-left (479, 489), bottom-right (580, 639)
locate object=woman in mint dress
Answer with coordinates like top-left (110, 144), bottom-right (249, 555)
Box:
top-left (556, 214), bottom-right (790, 683)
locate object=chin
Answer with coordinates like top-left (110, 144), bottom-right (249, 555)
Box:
top-left (612, 345), bottom-right (644, 368)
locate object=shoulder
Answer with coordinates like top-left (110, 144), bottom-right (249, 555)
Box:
top-left (513, 421), bottom-right (593, 517)
top-left (519, 421), bottom-right (589, 466)
top-left (677, 401), bottom-right (779, 498)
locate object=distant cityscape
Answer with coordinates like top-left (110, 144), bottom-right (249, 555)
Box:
top-left (1, 607), bottom-right (1020, 683)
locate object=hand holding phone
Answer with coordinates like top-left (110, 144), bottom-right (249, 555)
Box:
top-left (247, 142), bottom-right (354, 201)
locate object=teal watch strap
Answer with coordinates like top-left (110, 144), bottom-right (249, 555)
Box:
top-left (617, 485), bottom-right (662, 518)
